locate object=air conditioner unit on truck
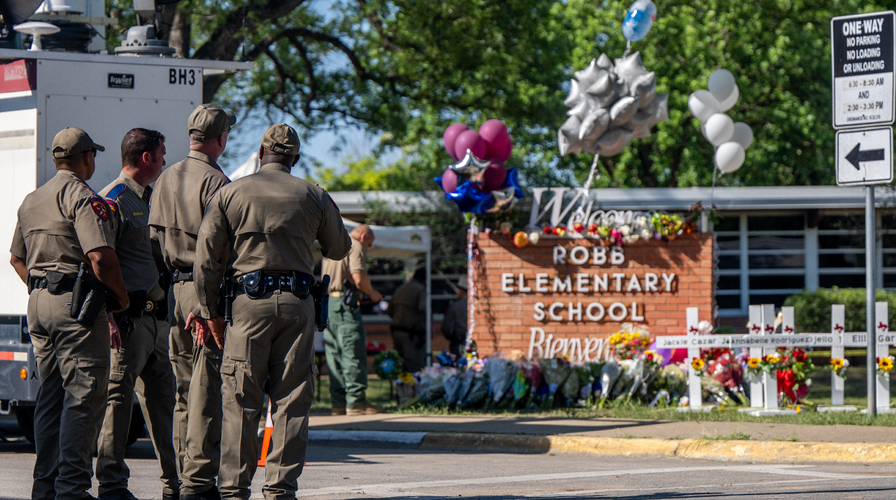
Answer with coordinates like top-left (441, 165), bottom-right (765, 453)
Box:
top-left (0, 0), bottom-right (252, 444)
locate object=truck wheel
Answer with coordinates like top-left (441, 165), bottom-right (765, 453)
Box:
top-left (126, 409), bottom-right (145, 447)
top-left (14, 406), bottom-right (35, 444)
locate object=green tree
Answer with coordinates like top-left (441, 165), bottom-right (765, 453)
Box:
top-left (108, 0), bottom-right (890, 189)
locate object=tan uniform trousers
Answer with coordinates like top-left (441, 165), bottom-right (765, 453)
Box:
top-left (28, 288), bottom-right (110, 500)
top-left (170, 280), bottom-right (223, 495)
top-left (96, 315), bottom-right (178, 496)
top-left (219, 291), bottom-right (316, 500)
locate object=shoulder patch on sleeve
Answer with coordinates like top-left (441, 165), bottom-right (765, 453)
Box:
top-left (89, 197), bottom-right (110, 221)
top-left (106, 183), bottom-right (127, 200)
top-left (105, 198), bottom-right (119, 217)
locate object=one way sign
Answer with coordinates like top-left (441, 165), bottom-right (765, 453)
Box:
top-left (836, 127), bottom-right (893, 186)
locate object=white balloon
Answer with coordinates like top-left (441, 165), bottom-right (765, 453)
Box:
top-left (708, 69), bottom-right (736, 104)
top-left (687, 90), bottom-right (719, 121)
top-left (717, 83), bottom-right (739, 112)
top-left (730, 122), bottom-right (753, 150)
top-left (704, 113), bottom-right (734, 147)
top-left (610, 96), bottom-right (638, 126)
top-left (715, 142), bottom-right (745, 174)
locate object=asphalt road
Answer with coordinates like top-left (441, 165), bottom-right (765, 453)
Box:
top-left (1, 430), bottom-right (896, 500)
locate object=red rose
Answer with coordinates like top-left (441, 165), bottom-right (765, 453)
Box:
top-left (543, 226), bottom-right (552, 234)
top-left (793, 349), bottom-right (807, 362)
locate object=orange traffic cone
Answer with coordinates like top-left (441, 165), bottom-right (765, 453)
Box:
top-left (257, 399), bottom-right (274, 467)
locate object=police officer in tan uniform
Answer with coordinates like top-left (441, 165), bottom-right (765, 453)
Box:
top-left (322, 224), bottom-right (383, 415)
top-left (149, 104), bottom-right (235, 500)
top-left (9, 127), bottom-right (129, 500)
top-left (193, 124), bottom-right (350, 499)
top-left (388, 267), bottom-right (428, 373)
top-left (96, 129), bottom-right (178, 500)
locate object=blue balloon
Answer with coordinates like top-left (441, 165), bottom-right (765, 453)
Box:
top-left (622, 0), bottom-right (657, 42)
top-left (501, 168), bottom-right (524, 199)
top-left (446, 181), bottom-right (494, 214)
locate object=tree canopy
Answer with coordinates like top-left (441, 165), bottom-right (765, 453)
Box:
top-left (109, 0), bottom-right (893, 189)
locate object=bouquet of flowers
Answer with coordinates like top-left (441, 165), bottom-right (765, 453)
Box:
top-left (744, 353), bottom-right (783, 377)
top-left (485, 357), bottom-right (516, 403)
top-left (830, 357), bottom-right (849, 379)
top-left (690, 358), bottom-right (706, 376)
top-left (876, 356), bottom-right (895, 376)
top-left (538, 357), bottom-right (571, 408)
top-left (775, 347), bottom-right (818, 404)
top-left (609, 324), bottom-right (652, 360)
top-left (374, 350), bottom-right (404, 381)
top-left (418, 365), bottom-right (453, 402)
top-left (395, 372), bottom-right (418, 405)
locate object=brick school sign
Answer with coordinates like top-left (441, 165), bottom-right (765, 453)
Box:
top-left (470, 233), bottom-right (714, 361)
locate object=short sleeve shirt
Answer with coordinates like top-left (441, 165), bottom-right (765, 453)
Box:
top-left (321, 236), bottom-right (367, 292)
top-left (11, 170), bottom-right (115, 276)
top-left (101, 172), bottom-right (161, 299)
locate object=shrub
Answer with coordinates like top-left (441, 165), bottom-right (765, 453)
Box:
top-left (783, 288), bottom-right (896, 333)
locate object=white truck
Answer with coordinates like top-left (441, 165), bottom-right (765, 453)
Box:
top-left (0, 0), bottom-right (251, 442)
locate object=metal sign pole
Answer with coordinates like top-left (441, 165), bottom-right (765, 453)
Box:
top-left (866, 185), bottom-right (878, 417)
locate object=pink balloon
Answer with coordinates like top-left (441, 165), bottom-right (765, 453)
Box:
top-left (453, 130), bottom-right (487, 161)
top-left (478, 162), bottom-right (507, 193)
top-left (478, 119), bottom-right (512, 161)
top-left (491, 137), bottom-right (513, 163)
top-left (440, 168), bottom-right (459, 194)
top-left (442, 123), bottom-right (468, 160)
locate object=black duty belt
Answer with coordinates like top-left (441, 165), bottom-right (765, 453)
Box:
top-left (235, 271), bottom-right (312, 299)
top-left (172, 269), bottom-right (193, 282)
top-left (28, 274), bottom-right (76, 294)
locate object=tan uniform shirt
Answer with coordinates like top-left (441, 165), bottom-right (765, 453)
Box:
top-left (321, 236), bottom-right (367, 293)
top-left (100, 172), bottom-right (163, 301)
top-left (194, 162), bottom-right (351, 318)
top-left (10, 170), bottom-right (115, 277)
top-left (388, 280), bottom-right (426, 333)
top-left (148, 151), bottom-right (229, 272)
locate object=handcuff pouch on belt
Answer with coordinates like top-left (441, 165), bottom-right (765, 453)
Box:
top-left (226, 270), bottom-right (315, 324)
top-left (70, 262), bottom-right (111, 327)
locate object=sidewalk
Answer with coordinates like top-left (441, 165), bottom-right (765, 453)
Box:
top-left (307, 412), bottom-right (896, 464)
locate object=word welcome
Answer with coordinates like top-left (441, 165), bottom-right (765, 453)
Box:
top-left (528, 327), bottom-right (610, 361)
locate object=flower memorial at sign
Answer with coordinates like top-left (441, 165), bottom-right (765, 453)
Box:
top-left (774, 347), bottom-right (818, 405)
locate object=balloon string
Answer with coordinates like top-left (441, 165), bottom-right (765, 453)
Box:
top-left (466, 216), bottom-right (476, 351)
top-left (622, 41), bottom-right (632, 58)
top-left (710, 163), bottom-right (718, 208)
top-left (579, 153), bottom-right (601, 208)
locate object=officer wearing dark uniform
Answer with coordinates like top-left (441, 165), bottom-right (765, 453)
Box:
top-left (193, 124), bottom-right (350, 499)
top-left (441, 276), bottom-right (468, 357)
top-left (96, 129), bottom-right (178, 500)
top-left (9, 127), bottom-right (129, 500)
top-left (388, 267), bottom-right (428, 373)
top-left (148, 103), bottom-right (235, 500)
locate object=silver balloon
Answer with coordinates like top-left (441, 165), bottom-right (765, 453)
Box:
top-left (614, 51), bottom-right (649, 85)
top-left (563, 79), bottom-right (583, 108)
top-left (596, 128), bottom-right (634, 156)
top-left (558, 115), bottom-right (584, 156)
top-left (610, 96), bottom-right (638, 126)
top-left (579, 107), bottom-right (609, 142)
top-left (448, 149), bottom-right (491, 176)
top-left (559, 51), bottom-right (669, 157)
top-left (486, 186), bottom-right (517, 213)
top-left (574, 59), bottom-right (604, 91)
top-left (630, 71), bottom-right (657, 109)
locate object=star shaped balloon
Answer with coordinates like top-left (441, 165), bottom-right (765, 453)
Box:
top-left (449, 149), bottom-right (491, 176)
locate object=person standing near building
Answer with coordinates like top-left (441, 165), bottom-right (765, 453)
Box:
top-left (193, 123), bottom-right (351, 499)
top-left (441, 276), bottom-right (468, 358)
top-left (388, 267), bottom-right (428, 373)
top-left (9, 127), bottom-right (129, 500)
top-left (95, 129), bottom-right (178, 500)
top-left (322, 224), bottom-right (383, 416)
top-left (149, 103), bottom-right (235, 500)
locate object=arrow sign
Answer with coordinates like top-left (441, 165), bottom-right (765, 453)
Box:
top-left (836, 127), bottom-right (893, 186)
top-left (845, 143), bottom-right (886, 170)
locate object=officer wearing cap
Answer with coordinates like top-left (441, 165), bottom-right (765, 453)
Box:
top-left (149, 103), bottom-right (235, 500)
top-left (193, 123), bottom-right (350, 499)
top-left (96, 129), bottom-right (178, 500)
top-left (10, 127), bottom-right (129, 500)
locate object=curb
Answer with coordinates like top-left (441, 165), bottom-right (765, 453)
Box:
top-left (421, 433), bottom-right (896, 464)
top-left (310, 430), bottom-right (896, 464)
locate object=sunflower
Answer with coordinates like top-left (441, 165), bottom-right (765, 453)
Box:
top-left (879, 357), bottom-right (894, 373)
top-left (691, 358), bottom-right (706, 371)
top-left (747, 357), bottom-right (760, 369)
top-left (830, 358), bottom-right (845, 371)
top-left (767, 355), bottom-right (781, 364)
